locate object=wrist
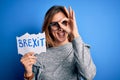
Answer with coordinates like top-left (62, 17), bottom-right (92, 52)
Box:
top-left (72, 32), bottom-right (79, 38)
top-left (24, 72), bottom-right (34, 80)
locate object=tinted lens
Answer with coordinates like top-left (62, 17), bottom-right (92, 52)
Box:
top-left (49, 22), bottom-right (59, 30)
top-left (50, 22), bottom-right (59, 27)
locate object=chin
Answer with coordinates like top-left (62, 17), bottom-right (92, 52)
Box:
top-left (56, 37), bottom-right (68, 43)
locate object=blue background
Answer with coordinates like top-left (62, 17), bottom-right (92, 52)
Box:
top-left (0, 0), bottom-right (120, 80)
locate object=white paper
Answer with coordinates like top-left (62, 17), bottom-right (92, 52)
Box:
top-left (16, 32), bottom-right (46, 55)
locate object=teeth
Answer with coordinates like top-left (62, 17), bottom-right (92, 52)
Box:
top-left (59, 33), bottom-right (64, 36)
top-left (58, 32), bottom-right (64, 36)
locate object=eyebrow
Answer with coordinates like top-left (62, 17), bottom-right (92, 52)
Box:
top-left (51, 17), bottom-right (67, 23)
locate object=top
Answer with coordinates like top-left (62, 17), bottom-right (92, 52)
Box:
top-left (30, 36), bottom-right (96, 80)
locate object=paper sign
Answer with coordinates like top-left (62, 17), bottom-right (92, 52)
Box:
top-left (16, 32), bottom-right (46, 55)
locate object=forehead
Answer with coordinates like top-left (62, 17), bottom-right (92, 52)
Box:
top-left (51, 12), bottom-right (66, 22)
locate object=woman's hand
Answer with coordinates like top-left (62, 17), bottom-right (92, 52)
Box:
top-left (20, 52), bottom-right (37, 77)
top-left (59, 6), bottom-right (79, 38)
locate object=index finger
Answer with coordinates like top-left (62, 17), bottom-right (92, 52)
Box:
top-left (59, 17), bottom-right (69, 23)
top-left (23, 52), bottom-right (35, 57)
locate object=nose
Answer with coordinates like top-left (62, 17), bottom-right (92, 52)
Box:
top-left (58, 27), bottom-right (63, 31)
top-left (57, 22), bottom-right (64, 31)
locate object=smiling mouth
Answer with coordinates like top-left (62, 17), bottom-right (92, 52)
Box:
top-left (57, 32), bottom-right (65, 37)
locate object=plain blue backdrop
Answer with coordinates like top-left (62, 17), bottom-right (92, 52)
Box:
top-left (0, 0), bottom-right (120, 80)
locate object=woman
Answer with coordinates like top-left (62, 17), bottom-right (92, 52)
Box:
top-left (21, 5), bottom-right (96, 80)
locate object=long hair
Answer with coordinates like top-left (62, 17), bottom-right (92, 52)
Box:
top-left (42, 5), bottom-right (73, 47)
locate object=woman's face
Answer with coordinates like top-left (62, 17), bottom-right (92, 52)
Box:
top-left (49, 12), bottom-right (69, 46)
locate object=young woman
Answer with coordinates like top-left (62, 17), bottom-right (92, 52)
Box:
top-left (21, 5), bottom-right (96, 80)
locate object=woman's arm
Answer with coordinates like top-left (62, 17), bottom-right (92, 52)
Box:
top-left (20, 52), bottom-right (36, 80)
top-left (62, 6), bottom-right (96, 79)
top-left (72, 36), bottom-right (96, 80)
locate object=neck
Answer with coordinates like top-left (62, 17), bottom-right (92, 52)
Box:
top-left (54, 39), bottom-right (69, 47)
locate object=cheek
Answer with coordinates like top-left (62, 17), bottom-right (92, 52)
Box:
top-left (51, 31), bottom-right (57, 37)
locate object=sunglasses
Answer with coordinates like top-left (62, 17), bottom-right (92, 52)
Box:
top-left (49, 20), bottom-right (68, 31)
